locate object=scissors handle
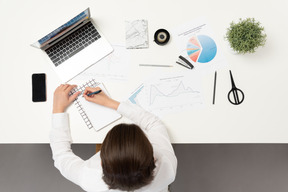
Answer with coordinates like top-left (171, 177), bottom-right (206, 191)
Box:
top-left (228, 88), bottom-right (244, 105)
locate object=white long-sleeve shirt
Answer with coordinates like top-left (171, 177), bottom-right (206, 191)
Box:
top-left (50, 102), bottom-right (177, 192)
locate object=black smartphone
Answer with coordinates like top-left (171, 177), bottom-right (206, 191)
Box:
top-left (32, 73), bottom-right (46, 102)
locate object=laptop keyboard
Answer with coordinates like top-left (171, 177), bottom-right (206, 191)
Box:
top-left (45, 22), bottom-right (101, 67)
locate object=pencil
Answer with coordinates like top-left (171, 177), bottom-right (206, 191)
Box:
top-left (139, 64), bottom-right (173, 67)
top-left (213, 71), bottom-right (217, 105)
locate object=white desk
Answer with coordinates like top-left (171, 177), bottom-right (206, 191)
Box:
top-left (1, 0), bottom-right (288, 143)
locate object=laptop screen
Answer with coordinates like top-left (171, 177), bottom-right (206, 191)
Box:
top-left (32, 8), bottom-right (90, 48)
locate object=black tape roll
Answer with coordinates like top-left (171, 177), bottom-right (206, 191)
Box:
top-left (154, 29), bottom-right (170, 45)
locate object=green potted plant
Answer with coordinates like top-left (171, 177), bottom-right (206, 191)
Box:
top-left (225, 18), bottom-right (267, 54)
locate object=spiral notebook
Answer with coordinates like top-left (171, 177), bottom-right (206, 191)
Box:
top-left (69, 79), bottom-right (121, 131)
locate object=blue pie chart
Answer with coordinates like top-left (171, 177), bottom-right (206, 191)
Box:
top-left (187, 35), bottom-right (217, 63)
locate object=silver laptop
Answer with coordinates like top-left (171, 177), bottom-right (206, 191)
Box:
top-left (32, 8), bottom-right (113, 82)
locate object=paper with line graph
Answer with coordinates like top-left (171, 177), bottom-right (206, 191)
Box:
top-left (129, 72), bottom-right (204, 116)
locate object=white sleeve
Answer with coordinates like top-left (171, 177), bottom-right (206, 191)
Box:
top-left (117, 102), bottom-right (177, 173)
top-left (50, 113), bottom-right (85, 185)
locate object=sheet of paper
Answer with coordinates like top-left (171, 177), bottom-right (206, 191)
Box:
top-left (128, 71), bottom-right (204, 117)
top-left (74, 45), bottom-right (130, 81)
top-left (125, 20), bottom-right (149, 49)
top-left (172, 17), bottom-right (227, 73)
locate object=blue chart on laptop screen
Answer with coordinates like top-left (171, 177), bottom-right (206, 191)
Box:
top-left (37, 9), bottom-right (89, 46)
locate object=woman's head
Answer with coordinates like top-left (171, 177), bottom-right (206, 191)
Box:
top-left (100, 123), bottom-right (156, 191)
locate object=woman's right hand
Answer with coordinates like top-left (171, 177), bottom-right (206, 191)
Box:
top-left (83, 87), bottom-right (120, 110)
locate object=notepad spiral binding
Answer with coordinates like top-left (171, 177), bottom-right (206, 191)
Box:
top-left (69, 79), bottom-right (100, 129)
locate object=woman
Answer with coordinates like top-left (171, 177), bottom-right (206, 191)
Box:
top-left (51, 84), bottom-right (177, 192)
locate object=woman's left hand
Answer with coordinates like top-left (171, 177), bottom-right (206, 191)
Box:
top-left (53, 84), bottom-right (81, 113)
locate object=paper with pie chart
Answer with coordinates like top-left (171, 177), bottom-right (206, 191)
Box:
top-left (187, 35), bottom-right (217, 63)
top-left (173, 17), bottom-right (227, 71)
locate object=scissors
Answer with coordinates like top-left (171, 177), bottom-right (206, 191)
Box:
top-left (228, 70), bottom-right (244, 105)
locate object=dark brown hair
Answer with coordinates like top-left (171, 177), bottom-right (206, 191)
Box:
top-left (100, 123), bottom-right (156, 191)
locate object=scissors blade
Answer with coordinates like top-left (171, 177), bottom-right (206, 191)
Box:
top-left (229, 70), bottom-right (236, 88)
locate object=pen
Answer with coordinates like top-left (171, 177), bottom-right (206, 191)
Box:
top-left (212, 71), bottom-right (217, 104)
top-left (87, 90), bottom-right (102, 96)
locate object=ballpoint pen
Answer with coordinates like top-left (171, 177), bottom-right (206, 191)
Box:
top-left (87, 90), bottom-right (102, 96)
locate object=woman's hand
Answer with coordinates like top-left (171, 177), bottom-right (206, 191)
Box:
top-left (53, 84), bottom-right (81, 113)
top-left (83, 87), bottom-right (120, 110)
